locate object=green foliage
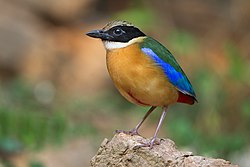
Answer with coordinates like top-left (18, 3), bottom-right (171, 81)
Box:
top-left (29, 161), bottom-right (44, 167)
top-left (224, 42), bottom-right (247, 81)
top-left (167, 30), bottom-right (197, 56)
top-left (0, 80), bottom-right (97, 152)
top-left (0, 108), bottom-right (67, 149)
top-left (167, 116), bottom-right (197, 146)
top-left (115, 7), bottom-right (156, 30)
top-left (241, 101), bottom-right (250, 118)
top-left (0, 138), bottom-right (22, 154)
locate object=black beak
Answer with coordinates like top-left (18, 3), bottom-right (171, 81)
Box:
top-left (86, 30), bottom-right (113, 40)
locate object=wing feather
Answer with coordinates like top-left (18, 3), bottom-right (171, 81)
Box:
top-left (140, 37), bottom-right (196, 98)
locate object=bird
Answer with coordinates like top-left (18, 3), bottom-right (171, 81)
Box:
top-left (86, 20), bottom-right (197, 148)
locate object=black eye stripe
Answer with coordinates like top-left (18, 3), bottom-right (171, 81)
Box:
top-left (105, 25), bottom-right (145, 42)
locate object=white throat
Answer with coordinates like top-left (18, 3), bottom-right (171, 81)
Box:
top-left (103, 37), bottom-right (146, 50)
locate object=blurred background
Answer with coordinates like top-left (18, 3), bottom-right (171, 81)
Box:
top-left (0, 0), bottom-right (250, 166)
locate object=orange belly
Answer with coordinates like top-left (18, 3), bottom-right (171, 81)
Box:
top-left (106, 43), bottom-right (178, 106)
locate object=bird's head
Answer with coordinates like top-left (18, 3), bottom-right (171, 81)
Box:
top-left (86, 20), bottom-right (146, 50)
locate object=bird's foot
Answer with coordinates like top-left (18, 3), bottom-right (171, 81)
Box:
top-left (134, 137), bottom-right (161, 149)
top-left (115, 128), bottom-right (139, 136)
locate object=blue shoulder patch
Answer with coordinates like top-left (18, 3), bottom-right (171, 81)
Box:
top-left (141, 47), bottom-right (195, 96)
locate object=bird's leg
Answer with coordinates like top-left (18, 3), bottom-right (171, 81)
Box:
top-left (115, 106), bottom-right (156, 136)
top-left (135, 106), bottom-right (168, 149)
top-left (128, 106), bottom-right (157, 135)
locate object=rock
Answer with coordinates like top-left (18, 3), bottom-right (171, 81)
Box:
top-left (91, 133), bottom-right (238, 167)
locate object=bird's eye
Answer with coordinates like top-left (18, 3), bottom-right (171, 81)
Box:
top-left (113, 28), bottom-right (123, 36)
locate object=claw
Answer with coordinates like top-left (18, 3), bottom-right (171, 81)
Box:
top-left (133, 107), bottom-right (168, 149)
top-left (115, 128), bottom-right (139, 136)
top-left (133, 137), bottom-right (161, 149)
top-left (115, 106), bottom-right (168, 150)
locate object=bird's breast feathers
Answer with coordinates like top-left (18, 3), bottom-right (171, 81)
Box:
top-left (106, 41), bottom-right (178, 106)
top-left (106, 37), bottom-right (196, 106)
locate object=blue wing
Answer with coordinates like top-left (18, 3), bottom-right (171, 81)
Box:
top-left (141, 47), bottom-right (195, 97)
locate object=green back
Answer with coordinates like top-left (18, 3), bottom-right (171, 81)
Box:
top-left (139, 37), bottom-right (196, 97)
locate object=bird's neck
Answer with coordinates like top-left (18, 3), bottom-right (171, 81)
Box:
top-left (103, 36), bottom-right (146, 50)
